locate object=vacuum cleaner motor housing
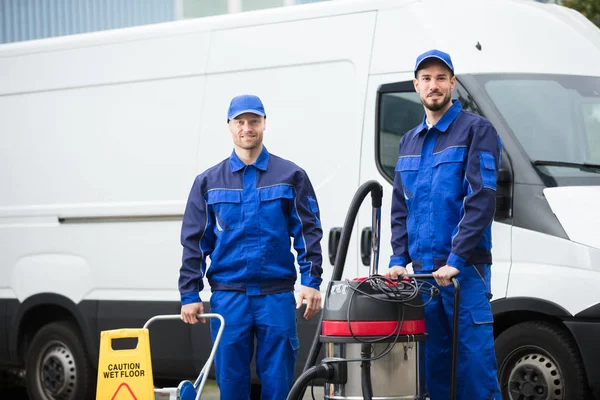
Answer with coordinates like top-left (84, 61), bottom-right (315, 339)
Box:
top-left (319, 278), bottom-right (428, 399)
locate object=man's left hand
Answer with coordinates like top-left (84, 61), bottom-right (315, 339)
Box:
top-left (297, 286), bottom-right (322, 320)
top-left (432, 265), bottom-right (460, 286)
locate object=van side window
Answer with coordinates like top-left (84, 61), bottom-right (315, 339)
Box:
top-left (376, 81), bottom-right (482, 182)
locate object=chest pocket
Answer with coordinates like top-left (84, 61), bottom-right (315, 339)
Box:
top-left (258, 185), bottom-right (294, 227)
top-left (395, 157), bottom-right (421, 202)
top-left (206, 189), bottom-right (243, 231)
top-left (431, 147), bottom-right (467, 194)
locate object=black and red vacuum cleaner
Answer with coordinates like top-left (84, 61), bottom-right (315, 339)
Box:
top-left (287, 180), bottom-right (459, 400)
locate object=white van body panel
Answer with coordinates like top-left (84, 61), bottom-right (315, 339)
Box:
top-left (509, 226), bottom-right (600, 315)
top-left (11, 254), bottom-right (92, 303)
top-left (1, 77), bottom-right (205, 209)
top-left (370, 0), bottom-right (600, 76)
top-left (0, 9), bottom-right (378, 304)
top-left (544, 186), bottom-right (600, 250)
top-left (0, 32), bottom-right (212, 95)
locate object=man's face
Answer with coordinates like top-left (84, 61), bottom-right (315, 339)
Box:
top-left (228, 113), bottom-right (266, 151)
top-left (414, 61), bottom-right (456, 112)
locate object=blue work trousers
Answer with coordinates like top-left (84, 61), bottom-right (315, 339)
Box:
top-left (209, 291), bottom-right (299, 400)
top-left (419, 265), bottom-right (501, 400)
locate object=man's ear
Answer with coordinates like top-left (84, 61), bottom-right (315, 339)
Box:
top-left (413, 78), bottom-right (419, 93)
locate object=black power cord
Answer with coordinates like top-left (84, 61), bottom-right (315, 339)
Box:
top-left (322, 275), bottom-right (438, 364)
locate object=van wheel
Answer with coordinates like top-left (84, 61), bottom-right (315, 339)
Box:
top-left (495, 321), bottom-right (589, 400)
top-left (25, 322), bottom-right (95, 400)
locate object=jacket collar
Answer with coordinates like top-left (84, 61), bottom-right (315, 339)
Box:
top-left (229, 145), bottom-right (270, 172)
top-left (413, 99), bottom-right (462, 137)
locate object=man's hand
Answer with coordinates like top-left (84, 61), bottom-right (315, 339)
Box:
top-left (297, 286), bottom-right (321, 320)
top-left (384, 266), bottom-right (409, 280)
top-left (432, 265), bottom-right (460, 286)
top-left (181, 302), bottom-right (205, 324)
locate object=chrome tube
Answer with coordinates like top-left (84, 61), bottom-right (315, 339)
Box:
top-left (370, 206), bottom-right (381, 276)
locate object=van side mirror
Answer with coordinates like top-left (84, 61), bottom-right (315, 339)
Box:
top-left (495, 167), bottom-right (512, 219)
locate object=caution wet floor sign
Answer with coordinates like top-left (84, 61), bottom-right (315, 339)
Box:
top-left (96, 329), bottom-right (155, 400)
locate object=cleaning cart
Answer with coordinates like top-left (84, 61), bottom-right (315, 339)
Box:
top-left (95, 313), bottom-right (224, 400)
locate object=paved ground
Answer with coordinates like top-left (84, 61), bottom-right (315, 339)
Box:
top-left (0, 379), bottom-right (325, 399)
top-left (0, 384), bottom-right (28, 399)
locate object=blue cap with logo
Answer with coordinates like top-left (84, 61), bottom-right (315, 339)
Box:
top-left (414, 49), bottom-right (454, 77)
top-left (227, 94), bottom-right (266, 122)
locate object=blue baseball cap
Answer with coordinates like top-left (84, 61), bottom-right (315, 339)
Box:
top-left (414, 49), bottom-right (454, 77)
top-left (227, 94), bottom-right (266, 122)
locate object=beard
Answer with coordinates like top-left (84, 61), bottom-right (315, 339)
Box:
top-left (238, 142), bottom-right (260, 150)
top-left (422, 91), bottom-right (452, 112)
top-left (235, 134), bottom-right (263, 150)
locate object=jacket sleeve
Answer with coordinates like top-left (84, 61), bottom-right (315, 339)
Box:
top-left (288, 170), bottom-right (323, 290)
top-left (390, 139), bottom-right (411, 268)
top-left (179, 176), bottom-right (215, 305)
top-left (446, 123), bottom-right (501, 270)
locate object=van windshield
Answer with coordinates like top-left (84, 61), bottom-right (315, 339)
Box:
top-left (473, 74), bottom-right (600, 186)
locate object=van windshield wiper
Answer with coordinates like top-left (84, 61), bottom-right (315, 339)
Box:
top-left (533, 160), bottom-right (600, 171)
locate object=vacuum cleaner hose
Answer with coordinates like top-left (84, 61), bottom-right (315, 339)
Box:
top-left (287, 364), bottom-right (334, 400)
top-left (361, 343), bottom-right (373, 400)
top-left (361, 361), bottom-right (373, 400)
top-left (302, 180), bottom-right (384, 373)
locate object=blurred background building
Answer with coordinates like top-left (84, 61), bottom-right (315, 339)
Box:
top-left (0, 0), bottom-right (327, 44)
top-left (1, 0), bottom-right (597, 45)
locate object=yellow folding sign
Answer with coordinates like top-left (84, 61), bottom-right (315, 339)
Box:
top-left (95, 329), bottom-right (155, 400)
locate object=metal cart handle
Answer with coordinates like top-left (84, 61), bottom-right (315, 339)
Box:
top-left (400, 274), bottom-right (460, 400)
top-left (144, 313), bottom-right (225, 400)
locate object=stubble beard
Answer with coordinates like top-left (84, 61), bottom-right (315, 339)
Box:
top-left (236, 134), bottom-right (262, 151)
top-left (423, 92), bottom-right (452, 112)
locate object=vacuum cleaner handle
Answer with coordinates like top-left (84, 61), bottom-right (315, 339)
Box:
top-left (400, 274), bottom-right (460, 400)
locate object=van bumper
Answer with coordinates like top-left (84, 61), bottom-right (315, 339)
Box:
top-left (564, 320), bottom-right (600, 398)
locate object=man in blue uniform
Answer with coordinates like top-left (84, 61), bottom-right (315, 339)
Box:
top-left (385, 50), bottom-right (502, 399)
top-left (179, 94), bottom-right (323, 399)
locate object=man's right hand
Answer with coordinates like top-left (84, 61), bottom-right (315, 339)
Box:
top-left (181, 302), bottom-right (205, 324)
top-left (384, 266), bottom-right (408, 280)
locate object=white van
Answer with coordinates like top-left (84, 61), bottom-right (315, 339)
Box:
top-left (1, 0), bottom-right (600, 399)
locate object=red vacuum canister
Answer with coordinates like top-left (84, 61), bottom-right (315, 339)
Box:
top-left (319, 277), bottom-right (430, 400)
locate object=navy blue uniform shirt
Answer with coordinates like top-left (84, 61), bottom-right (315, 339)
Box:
top-left (179, 146), bottom-right (323, 304)
top-left (390, 100), bottom-right (502, 271)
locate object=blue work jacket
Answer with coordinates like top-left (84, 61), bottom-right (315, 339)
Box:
top-left (179, 146), bottom-right (323, 304)
top-left (390, 100), bottom-right (501, 271)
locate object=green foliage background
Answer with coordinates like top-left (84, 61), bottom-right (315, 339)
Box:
top-left (563, 0), bottom-right (600, 27)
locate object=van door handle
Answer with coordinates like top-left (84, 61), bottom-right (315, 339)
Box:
top-left (360, 227), bottom-right (372, 266)
top-left (328, 227), bottom-right (342, 265)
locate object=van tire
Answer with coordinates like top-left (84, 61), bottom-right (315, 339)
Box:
top-left (495, 321), bottom-right (590, 400)
top-left (25, 321), bottom-right (96, 400)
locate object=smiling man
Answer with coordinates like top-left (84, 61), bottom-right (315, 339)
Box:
top-left (385, 50), bottom-right (502, 399)
top-left (178, 94), bottom-right (323, 399)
